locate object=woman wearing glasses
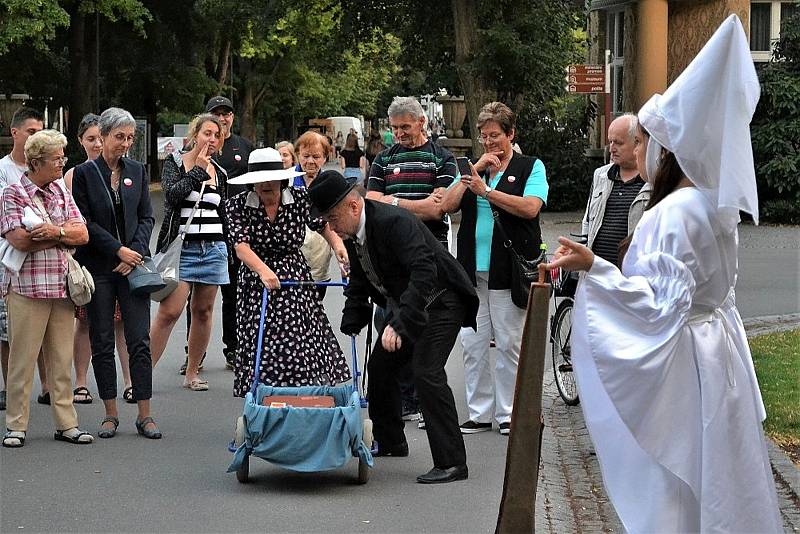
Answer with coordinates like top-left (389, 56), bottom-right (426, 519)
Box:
top-left (442, 101), bottom-right (548, 436)
top-left (72, 107), bottom-right (160, 439)
top-left (2, 130), bottom-right (93, 447)
top-left (64, 113), bottom-right (133, 407)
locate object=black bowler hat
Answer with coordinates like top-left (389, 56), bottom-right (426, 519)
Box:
top-left (205, 95), bottom-right (233, 113)
top-left (308, 170), bottom-right (356, 218)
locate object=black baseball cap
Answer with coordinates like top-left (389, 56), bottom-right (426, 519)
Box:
top-left (205, 96), bottom-right (234, 113)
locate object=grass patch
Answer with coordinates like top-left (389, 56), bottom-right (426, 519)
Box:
top-left (750, 329), bottom-right (800, 463)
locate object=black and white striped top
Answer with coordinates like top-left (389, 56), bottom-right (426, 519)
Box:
top-left (181, 183), bottom-right (223, 241)
top-left (591, 167), bottom-right (646, 266)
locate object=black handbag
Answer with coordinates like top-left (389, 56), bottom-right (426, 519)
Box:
top-left (492, 211), bottom-right (545, 309)
top-left (128, 256), bottom-right (167, 296)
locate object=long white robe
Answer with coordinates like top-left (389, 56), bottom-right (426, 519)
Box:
top-left (572, 187), bottom-right (782, 533)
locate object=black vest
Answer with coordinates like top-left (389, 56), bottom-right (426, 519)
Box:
top-left (456, 153), bottom-right (543, 289)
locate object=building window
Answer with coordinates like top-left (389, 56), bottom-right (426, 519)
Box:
top-left (751, 1), bottom-right (797, 61)
top-left (606, 9), bottom-right (624, 114)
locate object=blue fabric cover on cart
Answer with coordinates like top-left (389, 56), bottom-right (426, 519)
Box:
top-left (227, 384), bottom-right (373, 473)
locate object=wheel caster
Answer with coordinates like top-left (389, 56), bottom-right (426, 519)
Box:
top-left (234, 416), bottom-right (250, 483)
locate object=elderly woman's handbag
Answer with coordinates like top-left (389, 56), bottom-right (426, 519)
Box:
top-left (29, 193), bottom-right (95, 306)
top-left (127, 256), bottom-right (166, 296)
top-left (150, 183), bottom-right (206, 302)
top-left (492, 211), bottom-right (545, 309)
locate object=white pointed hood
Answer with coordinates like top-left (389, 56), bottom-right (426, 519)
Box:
top-left (638, 14), bottom-right (761, 231)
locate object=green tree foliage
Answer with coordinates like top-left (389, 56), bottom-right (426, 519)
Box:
top-left (752, 9), bottom-right (800, 223)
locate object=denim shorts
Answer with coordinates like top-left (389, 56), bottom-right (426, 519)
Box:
top-left (343, 167), bottom-right (361, 185)
top-left (180, 240), bottom-right (230, 285)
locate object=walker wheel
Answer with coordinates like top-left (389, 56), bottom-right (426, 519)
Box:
top-left (237, 456), bottom-right (250, 484)
top-left (234, 416), bottom-right (250, 483)
top-left (357, 458), bottom-right (370, 484)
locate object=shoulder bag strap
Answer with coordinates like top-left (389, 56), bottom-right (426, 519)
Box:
top-left (492, 210), bottom-right (520, 256)
top-left (179, 182), bottom-right (207, 239)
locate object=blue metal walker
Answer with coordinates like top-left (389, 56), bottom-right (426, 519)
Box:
top-left (227, 282), bottom-right (373, 484)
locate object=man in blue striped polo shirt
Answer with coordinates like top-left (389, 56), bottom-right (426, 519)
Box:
top-left (366, 96), bottom-right (458, 423)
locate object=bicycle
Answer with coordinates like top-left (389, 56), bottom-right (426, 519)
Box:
top-left (546, 234), bottom-right (586, 406)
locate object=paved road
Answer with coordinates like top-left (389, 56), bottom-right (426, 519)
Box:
top-left (1, 198), bottom-right (797, 533)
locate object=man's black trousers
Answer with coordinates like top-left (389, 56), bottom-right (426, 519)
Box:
top-left (367, 289), bottom-right (467, 469)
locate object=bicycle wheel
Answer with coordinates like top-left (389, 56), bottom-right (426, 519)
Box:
top-left (551, 298), bottom-right (580, 406)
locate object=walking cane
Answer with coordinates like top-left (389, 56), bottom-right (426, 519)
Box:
top-left (495, 264), bottom-right (550, 534)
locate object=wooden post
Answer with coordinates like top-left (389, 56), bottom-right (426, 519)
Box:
top-left (496, 266), bottom-right (551, 534)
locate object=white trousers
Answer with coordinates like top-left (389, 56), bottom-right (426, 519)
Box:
top-left (460, 272), bottom-right (524, 424)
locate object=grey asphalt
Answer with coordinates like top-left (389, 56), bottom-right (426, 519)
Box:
top-left (1, 194), bottom-right (797, 533)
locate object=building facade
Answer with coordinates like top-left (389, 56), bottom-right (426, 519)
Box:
top-left (586, 0), bottom-right (796, 153)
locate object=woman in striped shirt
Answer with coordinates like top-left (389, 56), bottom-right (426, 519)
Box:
top-left (151, 114), bottom-right (229, 391)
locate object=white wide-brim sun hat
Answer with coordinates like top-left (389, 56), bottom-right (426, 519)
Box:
top-left (227, 147), bottom-right (305, 184)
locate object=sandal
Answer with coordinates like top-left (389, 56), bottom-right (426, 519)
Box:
top-left (179, 352), bottom-right (207, 376)
top-left (73, 386), bottom-right (93, 404)
top-left (182, 378), bottom-right (209, 391)
top-left (98, 416), bottom-right (119, 439)
top-left (135, 416), bottom-right (162, 439)
top-left (37, 391), bottom-right (51, 405)
top-left (123, 386), bottom-right (136, 404)
top-left (3, 429), bottom-right (25, 448)
top-left (54, 427), bottom-right (94, 444)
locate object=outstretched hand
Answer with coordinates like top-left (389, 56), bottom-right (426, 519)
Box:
top-left (542, 236), bottom-right (595, 273)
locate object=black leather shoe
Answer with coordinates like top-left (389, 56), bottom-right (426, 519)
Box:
top-left (373, 441), bottom-right (409, 457)
top-left (416, 464), bottom-right (469, 484)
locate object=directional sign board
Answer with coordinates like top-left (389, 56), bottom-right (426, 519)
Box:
top-left (564, 64), bottom-right (607, 94)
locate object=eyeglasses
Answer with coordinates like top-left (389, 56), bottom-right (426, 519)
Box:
top-left (477, 133), bottom-right (504, 144)
top-left (46, 156), bottom-right (68, 165)
top-left (212, 110), bottom-right (233, 118)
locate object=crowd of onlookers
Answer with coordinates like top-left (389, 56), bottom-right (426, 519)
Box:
top-left (1, 94), bottom-right (566, 450)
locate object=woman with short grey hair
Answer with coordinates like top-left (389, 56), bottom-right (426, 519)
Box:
top-left (72, 107), bottom-right (161, 439)
top-left (2, 130), bottom-right (92, 447)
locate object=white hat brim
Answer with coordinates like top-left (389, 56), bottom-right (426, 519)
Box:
top-left (228, 168), bottom-right (306, 185)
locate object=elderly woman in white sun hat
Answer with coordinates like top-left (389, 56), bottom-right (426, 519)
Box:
top-left (225, 148), bottom-right (351, 398)
top-left (543, 15), bottom-right (782, 533)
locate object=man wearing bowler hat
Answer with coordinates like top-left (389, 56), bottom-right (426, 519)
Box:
top-left (309, 170), bottom-right (479, 484)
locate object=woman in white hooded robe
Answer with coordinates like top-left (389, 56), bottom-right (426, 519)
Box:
top-left (543, 15), bottom-right (782, 534)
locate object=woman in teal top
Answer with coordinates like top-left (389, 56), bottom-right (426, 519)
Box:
top-left (442, 102), bottom-right (548, 436)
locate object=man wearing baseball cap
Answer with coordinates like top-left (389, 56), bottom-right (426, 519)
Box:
top-left (205, 95), bottom-right (253, 370)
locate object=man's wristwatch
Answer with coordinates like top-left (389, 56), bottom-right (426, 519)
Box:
top-left (391, 197), bottom-right (400, 207)
top-left (483, 186), bottom-right (492, 198)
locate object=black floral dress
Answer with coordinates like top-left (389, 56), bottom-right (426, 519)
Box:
top-left (226, 187), bottom-right (351, 397)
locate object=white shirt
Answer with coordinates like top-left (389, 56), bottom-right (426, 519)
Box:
top-left (0, 154), bottom-right (27, 190)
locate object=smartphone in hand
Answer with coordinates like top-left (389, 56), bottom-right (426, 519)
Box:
top-left (456, 157), bottom-right (473, 177)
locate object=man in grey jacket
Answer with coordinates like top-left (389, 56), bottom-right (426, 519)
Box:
top-left (581, 113), bottom-right (651, 267)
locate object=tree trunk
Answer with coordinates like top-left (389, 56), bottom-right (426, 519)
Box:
top-left (216, 39), bottom-right (230, 86)
top-left (452, 0), bottom-right (495, 156)
top-left (68, 11), bottom-right (93, 142)
top-left (239, 60), bottom-right (257, 142)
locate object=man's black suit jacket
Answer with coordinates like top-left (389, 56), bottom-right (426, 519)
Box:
top-left (72, 155), bottom-right (155, 274)
top-left (342, 199), bottom-right (478, 345)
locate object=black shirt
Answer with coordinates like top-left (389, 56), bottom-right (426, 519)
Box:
top-left (215, 133), bottom-right (253, 197)
top-left (340, 148), bottom-right (363, 168)
top-left (591, 165), bottom-right (645, 266)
